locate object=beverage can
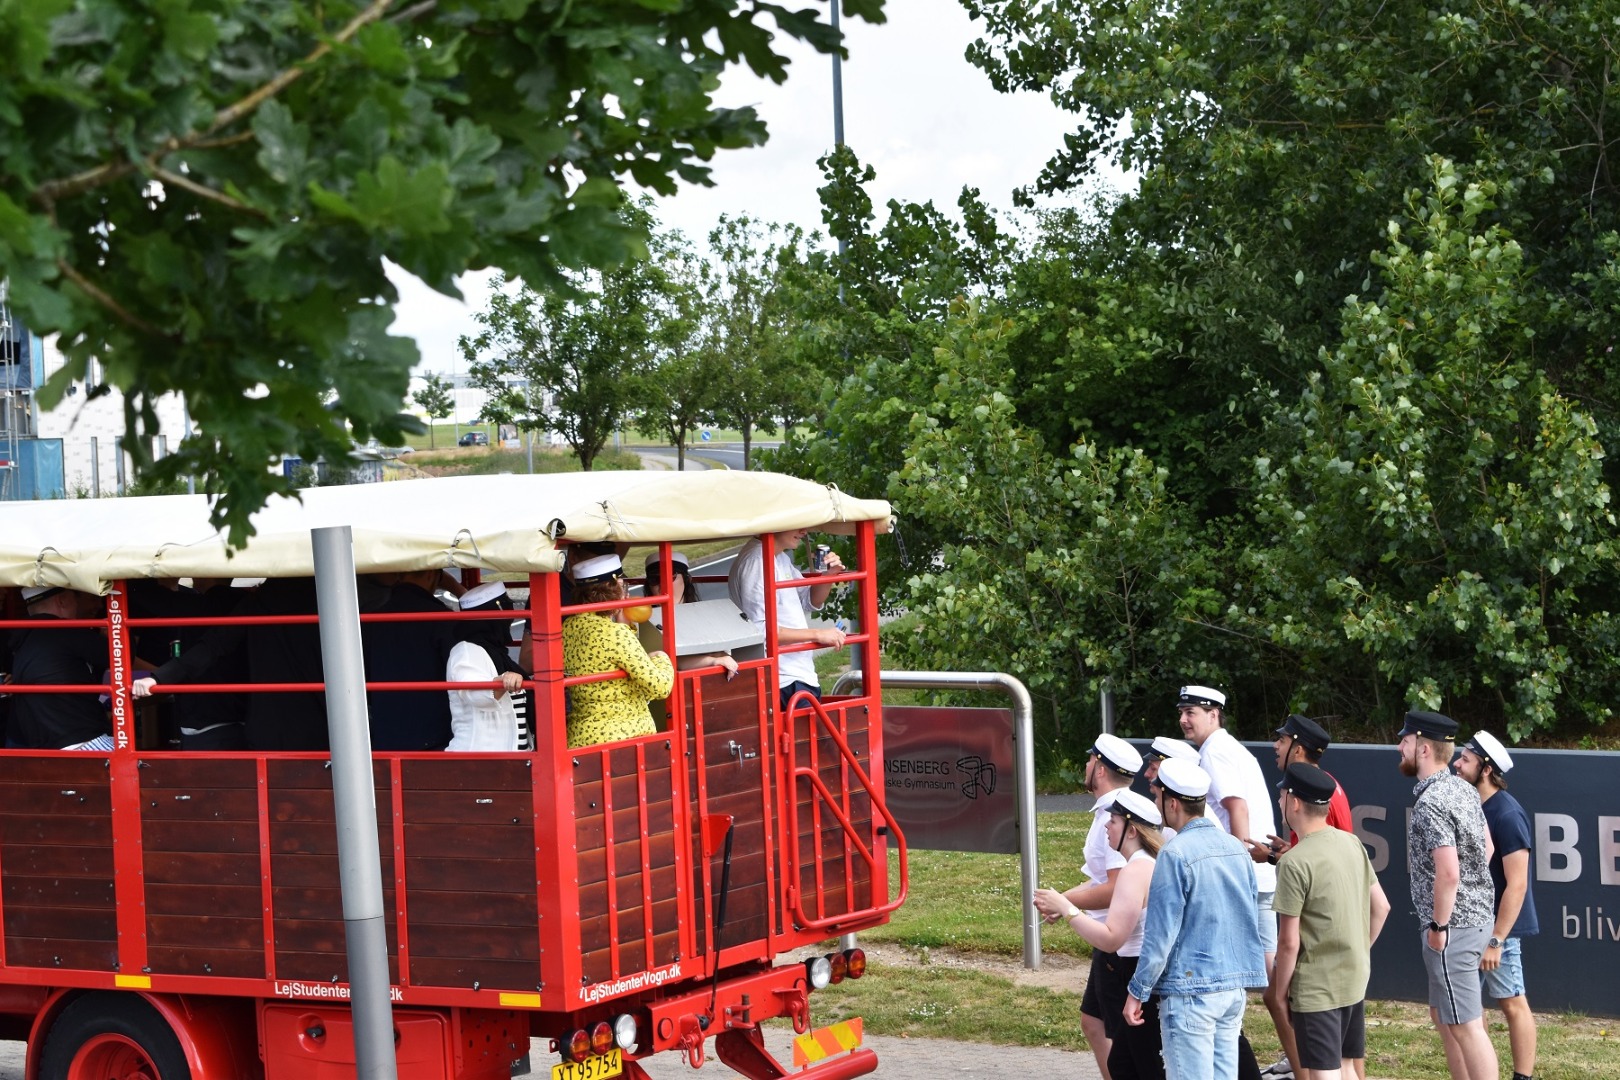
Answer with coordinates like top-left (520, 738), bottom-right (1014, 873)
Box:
top-left (813, 544), bottom-right (830, 571)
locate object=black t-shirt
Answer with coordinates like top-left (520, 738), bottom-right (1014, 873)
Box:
top-left (8, 616), bottom-right (109, 748)
top-left (1482, 790), bottom-right (1539, 937)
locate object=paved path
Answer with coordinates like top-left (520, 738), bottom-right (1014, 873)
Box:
top-left (0, 1028), bottom-right (1100, 1078)
top-left (632, 1027), bottom-right (1101, 1078)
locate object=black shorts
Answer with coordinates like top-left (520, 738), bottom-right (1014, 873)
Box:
top-left (1290, 1001), bottom-right (1366, 1070)
top-left (1081, 949), bottom-right (1107, 1019)
top-left (1081, 949), bottom-right (1137, 1040)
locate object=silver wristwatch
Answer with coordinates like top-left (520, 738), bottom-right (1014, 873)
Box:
top-left (1487, 936), bottom-right (1504, 949)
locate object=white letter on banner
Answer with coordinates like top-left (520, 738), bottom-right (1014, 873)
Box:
top-left (1353, 805), bottom-right (1389, 873)
top-left (1600, 817), bottom-right (1620, 886)
top-left (1537, 814), bottom-right (1581, 883)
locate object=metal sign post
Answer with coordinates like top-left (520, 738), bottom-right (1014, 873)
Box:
top-left (833, 669), bottom-right (1042, 969)
top-left (311, 525), bottom-right (398, 1080)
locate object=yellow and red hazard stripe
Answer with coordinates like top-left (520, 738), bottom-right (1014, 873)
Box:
top-left (792, 1017), bottom-right (864, 1067)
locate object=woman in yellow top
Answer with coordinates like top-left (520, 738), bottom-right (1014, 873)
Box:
top-left (562, 553), bottom-right (674, 749)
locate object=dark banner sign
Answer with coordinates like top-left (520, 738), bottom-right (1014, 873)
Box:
top-left (1133, 742), bottom-right (1620, 1017)
top-left (882, 706), bottom-right (1017, 854)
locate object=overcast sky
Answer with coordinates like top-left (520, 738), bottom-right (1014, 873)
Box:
top-left (388, 4), bottom-right (1114, 375)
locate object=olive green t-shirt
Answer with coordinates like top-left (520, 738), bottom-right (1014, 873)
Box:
top-left (1272, 826), bottom-right (1376, 1012)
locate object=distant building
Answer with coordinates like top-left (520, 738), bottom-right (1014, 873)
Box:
top-left (1, 299), bottom-right (190, 501)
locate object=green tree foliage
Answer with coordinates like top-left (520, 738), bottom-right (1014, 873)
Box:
top-left (0, 0), bottom-right (884, 540)
top-left (634, 235), bottom-right (716, 470)
top-left (888, 299), bottom-right (1234, 756)
top-left (764, 2), bottom-right (1620, 743)
top-left (964, 0), bottom-right (1620, 505)
top-left (697, 215), bottom-right (823, 469)
top-left (461, 207), bottom-right (687, 471)
top-left (774, 148), bottom-right (1019, 576)
top-left (411, 372), bottom-right (453, 449)
top-left (1249, 163), bottom-right (1618, 739)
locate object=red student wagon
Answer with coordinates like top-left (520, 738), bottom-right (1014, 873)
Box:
top-left (0, 472), bottom-right (905, 1080)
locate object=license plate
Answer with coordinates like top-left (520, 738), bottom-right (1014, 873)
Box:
top-left (551, 1049), bottom-right (622, 1080)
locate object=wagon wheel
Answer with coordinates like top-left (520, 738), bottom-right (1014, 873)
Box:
top-left (38, 995), bottom-right (191, 1080)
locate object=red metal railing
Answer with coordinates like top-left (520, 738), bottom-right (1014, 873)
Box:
top-left (779, 691), bottom-right (907, 933)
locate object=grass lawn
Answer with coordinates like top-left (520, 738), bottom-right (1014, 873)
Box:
top-left (401, 445), bottom-right (642, 476)
top-left (804, 812), bottom-right (1619, 1078)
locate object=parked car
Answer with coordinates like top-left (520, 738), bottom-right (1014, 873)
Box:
top-left (458, 431), bottom-right (489, 446)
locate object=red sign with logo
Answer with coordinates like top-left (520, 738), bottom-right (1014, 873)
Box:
top-left (882, 706), bottom-right (1016, 853)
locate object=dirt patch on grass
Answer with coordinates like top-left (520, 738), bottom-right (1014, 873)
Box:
top-left (794, 941), bottom-right (1088, 994)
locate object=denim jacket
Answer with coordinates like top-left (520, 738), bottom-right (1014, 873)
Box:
top-left (1127, 817), bottom-right (1268, 1000)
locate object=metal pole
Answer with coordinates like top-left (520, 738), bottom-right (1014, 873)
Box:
top-left (311, 526), bottom-right (398, 1080)
top-left (831, 669), bottom-right (1042, 969)
top-left (830, 1), bottom-right (845, 149)
top-left (452, 363), bottom-right (461, 445)
top-left (1100, 679), bottom-right (1116, 736)
top-left (183, 399), bottom-right (195, 495)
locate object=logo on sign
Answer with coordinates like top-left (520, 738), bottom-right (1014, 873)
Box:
top-left (956, 756), bottom-right (997, 799)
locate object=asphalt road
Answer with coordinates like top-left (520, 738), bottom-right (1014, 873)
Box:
top-left (636, 442), bottom-right (776, 472)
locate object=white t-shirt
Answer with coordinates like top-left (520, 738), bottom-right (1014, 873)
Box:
top-left (1117, 849), bottom-right (1155, 958)
top-left (1199, 726), bottom-right (1277, 891)
top-left (1082, 788), bottom-right (1129, 920)
top-left (446, 641), bottom-right (519, 752)
top-left (727, 538), bottom-right (820, 690)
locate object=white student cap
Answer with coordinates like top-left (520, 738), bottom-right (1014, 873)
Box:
top-left (1109, 788), bottom-right (1163, 828)
top-left (1091, 732), bottom-right (1143, 777)
top-left (572, 554), bottom-right (623, 583)
top-left (459, 582), bottom-right (508, 610)
top-left (1176, 685), bottom-right (1226, 709)
top-left (1155, 758), bottom-right (1211, 800)
top-left (1145, 736), bottom-right (1199, 764)
top-left (1464, 730), bottom-right (1514, 774)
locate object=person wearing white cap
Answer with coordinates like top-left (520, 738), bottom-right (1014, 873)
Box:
top-left (1126, 757), bottom-right (1267, 1080)
top-left (8, 586), bottom-right (114, 751)
top-left (1175, 684), bottom-right (1290, 1077)
top-left (444, 583), bottom-right (525, 752)
top-left (645, 552), bottom-right (739, 681)
top-left (563, 554), bottom-right (674, 749)
top-left (727, 528), bottom-right (845, 712)
top-left (1453, 731), bottom-right (1538, 1080)
top-left (1141, 736), bottom-right (1220, 841)
top-left (1141, 735), bottom-right (1199, 782)
top-left (1034, 789), bottom-right (1168, 1080)
top-left (1047, 732), bottom-right (1143, 1078)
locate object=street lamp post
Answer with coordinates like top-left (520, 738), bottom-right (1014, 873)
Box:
top-left (830, 1), bottom-right (846, 150)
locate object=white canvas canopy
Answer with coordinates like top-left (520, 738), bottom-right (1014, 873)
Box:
top-left (0, 471), bottom-right (891, 594)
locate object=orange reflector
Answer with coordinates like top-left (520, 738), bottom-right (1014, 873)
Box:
top-left (792, 1017), bottom-right (864, 1067)
top-left (590, 1021), bottom-right (614, 1056)
top-left (844, 948), bottom-right (867, 979)
top-left (565, 1029), bottom-right (591, 1062)
top-left (827, 951), bottom-right (848, 984)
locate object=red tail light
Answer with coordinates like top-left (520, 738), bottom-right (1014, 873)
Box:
top-left (844, 947), bottom-right (867, 979)
top-left (590, 1021), bottom-right (614, 1056)
top-left (564, 1029), bottom-right (591, 1062)
top-left (827, 951), bottom-right (848, 984)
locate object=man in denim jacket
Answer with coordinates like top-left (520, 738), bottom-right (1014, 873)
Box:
top-left (1125, 758), bottom-right (1268, 1080)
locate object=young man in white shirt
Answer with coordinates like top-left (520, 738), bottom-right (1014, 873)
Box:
top-left (727, 528), bottom-right (845, 711)
top-left (1179, 684), bottom-right (1294, 1078)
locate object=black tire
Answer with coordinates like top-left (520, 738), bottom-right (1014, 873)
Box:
top-left (38, 994), bottom-right (192, 1080)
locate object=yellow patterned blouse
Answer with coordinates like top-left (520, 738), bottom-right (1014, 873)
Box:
top-left (561, 612), bottom-right (675, 749)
